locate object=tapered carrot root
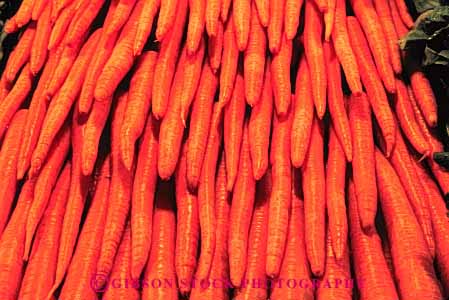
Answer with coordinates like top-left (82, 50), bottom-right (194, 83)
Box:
top-left (233, 0), bottom-right (251, 50)
top-left (133, 0), bottom-right (160, 55)
top-left (267, 0), bottom-right (285, 53)
top-left (271, 35), bottom-right (292, 117)
top-left (186, 0), bottom-right (206, 54)
top-left (205, 0), bottom-right (221, 36)
top-left (156, 0), bottom-right (179, 41)
top-left (409, 71), bottom-right (438, 128)
top-left (394, 0), bottom-right (414, 28)
top-left (284, 0), bottom-right (304, 39)
top-left (4, 24), bottom-right (35, 83)
top-left (208, 20), bottom-right (224, 73)
top-left (30, 4), bottom-right (51, 75)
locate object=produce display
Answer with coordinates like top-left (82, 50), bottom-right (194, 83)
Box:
top-left (0, 0), bottom-right (449, 299)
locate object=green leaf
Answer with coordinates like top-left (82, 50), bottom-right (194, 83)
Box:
top-left (412, 0), bottom-right (446, 14)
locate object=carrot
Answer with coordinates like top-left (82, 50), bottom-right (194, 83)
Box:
top-left (254, 0), bottom-right (269, 27)
top-left (301, 115), bottom-right (325, 277)
top-left (314, 0), bottom-right (327, 11)
top-left (24, 123), bottom-right (70, 259)
top-left (208, 19), bottom-right (224, 73)
top-left (351, 0), bottom-right (396, 93)
top-left (304, 0), bottom-right (326, 118)
top-left (248, 62), bottom-right (273, 180)
top-left (218, 14), bottom-right (239, 109)
top-left (326, 125), bottom-right (348, 260)
top-left (271, 182), bottom-right (314, 300)
top-left (375, 149), bottom-right (442, 300)
top-left (347, 16), bottom-right (396, 155)
top-left (244, 2), bottom-right (266, 107)
top-left (409, 71), bottom-right (438, 128)
top-left (186, 63), bottom-right (218, 190)
top-left (31, 0), bottom-right (49, 20)
top-left (30, 3), bottom-right (51, 75)
top-left (224, 74), bottom-right (246, 191)
top-left (284, 0), bottom-right (303, 39)
top-left (133, 0), bottom-right (160, 55)
top-left (267, 0), bottom-right (285, 53)
top-left (187, 0), bottom-right (206, 54)
top-left (0, 179), bottom-right (34, 300)
top-left (48, 0), bottom-right (80, 50)
top-left (58, 156), bottom-right (110, 300)
top-left (18, 163), bottom-right (70, 300)
top-left (14, 0), bottom-right (35, 27)
top-left (407, 85), bottom-right (433, 146)
top-left (31, 30), bottom-right (101, 174)
top-left (52, 0), bottom-right (74, 21)
top-left (389, 0), bottom-right (408, 37)
top-left (234, 170), bottom-right (269, 299)
top-left (121, 51), bottom-right (158, 169)
top-left (156, 0), bottom-right (179, 40)
top-left (130, 114), bottom-right (159, 279)
top-left (393, 0), bottom-right (414, 28)
top-left (324, 0), bottom-right (337, 41)
top-left (347, 180), bottom-right (399, 300)
top-left (102, 224), bottom-right (139, 300)
top-left (4, 17), bottom-right (19, 33)
top-left (233, 0), bottom-right (251, 50)
top-left (373, 0), bottom-right (402, 74)
top-left (324, 41), bottom-right (352, 161)
top-left (195, 103), bottom-right (222, 280)
top-left (4, 24), bottom-right (36, 83)
top-left (0, 110), bottom-right (27, 234)
top-left (141, 181), bottom-right (178, 300)
top-left (271, 35), bottom-right (291, 116)
top-left (205, 0), bottom-right (220, 36)
top-left (175, 145), bottom-right (199, 294)
top-left (0, 75), bottom-right (11, 101)
top-left (96, 91), bottom-right (133, 285)
top-left (229, 123), bottom-right (255, 286)
top-left (394, 77), bottom-right (431, 155)
top-left (151, 0), bottom-right (188, 119)
top-left (291, 57), bottom-right (314, 167)
top-left (331, 0), bottom-right (362, 95)
top-left (220, 0), bottom-right (231, 22)
top-left (105, 0), bottom-right (137, 36)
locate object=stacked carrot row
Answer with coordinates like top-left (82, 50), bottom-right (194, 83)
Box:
top-left (0, 0), bottom-right (448, 299)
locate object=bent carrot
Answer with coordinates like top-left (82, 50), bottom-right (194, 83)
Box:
top-left (133, 0), bottom-right (160, 55)
top-left (271, 35), bottom-right (291, 116)
top-left (267, 0), bottom-right (285, 53)
top-left (156, 0), bottom-right (179, 40)
top-left (187, 0), bottom-right (206, 54)
top-left (4, 17), bottom-right (19, 33)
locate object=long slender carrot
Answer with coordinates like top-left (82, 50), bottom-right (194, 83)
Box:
top-left (248, 62), bottom-right (273, 180)
top-left (0, 75), bottom-right (11, 101)
top-left (58, 157), bottom-right (110, 300)
top-left (186, 63), bottom-right (218, 190)
top-left (187, 0), bottom-right (206, 54)
top-left (224, 74), bottom-right (246, 191)
top-left (133, 0), bottom-right (160, 55)
top-left (151, 0), bottom-right (188, 119)
top-left (233, 0), bottom-right (251, 50)
top-left (175, 145), bottom-right (199, 294)
top-left (18, 163), bottom-right (70, 300)
top-left (407, 85), bottom-right (433, 147)
top-left (325, 41), bottom-right (352, 161)
top-left (52, 0), bottom-right (74, 21)
top-left (347, 180), bottom-right (399, 300)
top-left (304, 0), bottom-right (326, 118)
top-left (205, 0), bottom-right (221, 36)
top-left (254, 1), bottom-right (269, 27)
top-left (105, 0), bottom-right (137, 36)
top-left (0, 110), bottom-right (27, 233)
top-left (0, 64), bottom-right (33, 140)
top-left (156, 0), bottom-right (179, 40)
top-left (121, 51), bottom-right (158, 169)
top-left (375, 149), bottom-right (442, 300)
top-left (271, 35), bottom-right (291, 116)
top-left (195, 103), bottom-right (222, 280)
top-left (389, 0), bottom-right (408, 37)
top-left (30, 3), bottom-right (51, 75)
top-left (4, 17), bottom-right (19, 33)
top-left (267, 0), bottom-right (285, 53)
top-left (234, 170), bottom-right (269, 299)
top-left (208, 20), bottom-right (224, 73)
top-left (347, 16), bottom-right (396, 155)
top-left (48, 0), bottom-right (79, 50)
top-left (284, 0), bottom-right (303, 39)
top-left (244, 3), bottom-right (266, 107)
top-left (324, 0), bottom-right (336, 41)
top-left (141, 181), bottom-right (178, 300)
top-left (130, 114), bottom-right (159, 279)
top-left (13, 0), bottom-right (35, 27)
top-left (0, 179), bottom-right (34, 300)
top-left (409, 71), bottom-right (438, 128)
top-left (331, 0), bottom-right (362, 95)
top-left (291, 57), bottom-right (314, 167)
top-left (24, 124), bottom-right (70, 259)
top-left (220, 0), bottom-right (231, 22)
top-left (394, 0), bottom-right (414, 28)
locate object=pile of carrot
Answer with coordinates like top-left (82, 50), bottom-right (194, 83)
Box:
top-left (0, 0), bottom-right (449, 299)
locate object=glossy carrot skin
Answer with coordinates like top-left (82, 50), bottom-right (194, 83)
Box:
top-left (271, 35), bottom-right (292, 117)
top-left (255, 0), bottom-right (269, 26)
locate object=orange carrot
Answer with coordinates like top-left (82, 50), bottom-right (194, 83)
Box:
top-left (133, 0), bottom-right (160, 55)
top-left (229, 124), bottom-right (255, 286)
top-left (233, 0), bottom-right (251, 50)
top-left (409, 71), bottom-right (438, 128)
top-left (220, 0), bottom-right (231, 22)
top-left (267, 0), bottom-right (285, 53)
top-left (324, 41), bottom-right (352, 161)
top-left (254, 0), bottom-right (269, 26)
top-left (208, 19), bottom-right (224, 73)
top-left (4, 17), bottom-right (19, 33)
top-left (284, 0), bottom-right (303, 39)
top-left (52, 0), bottom-right (74, 21)
top-left (244, 2), bottom-right (266, 107)
top-left (271, 35), bottom-right (291, 116)
top-left (130, 114), bottom-right (159, 279)
top-left (24, 124), bottom-right (70, 259)
top-left (394, 0), bottom-right (414, 28)
top-left (234, 170), bottom-right (269, 299)
top-left (331, 0), bottom-right (362, 95)
top-left (205, 0), bottom-right (221, 36)
top-left (48, 0), bottom-right (79, 50)
top-left (389, 0), bottom-right (408, 37)
top-left (141, 181), bottom-right (178, 300)
top-left (187, 0), bottom-right (206, 54)
top-left (224, 74), bottom-right (246, 191)
top-left (347, 16), bottom-right (396, 155)
top-left (65, 0), bottom-right (105, 46)
top-left (13, 0), bottom-right (35, 27)
top-left (32, 0), bottom-right (50, 20)
top-left (407, 85), bottom-right (433, 148)
top-left (375, 149), bottom-right (442, 300)
top-left (18, 163), bottom-right (70, 300)
top-left (324, 0), bottom-right (336, 41)
top-left (0, 75), bottom-right (11, 101)
top-left (29, 3), bottom-right (51, 75)
top-left (195, 103), bottom-right (222, 280)
top-left (0, 110), bottom-right (27, 233)
top-left (314, 0), bottom-right (327, 11)
top-left (121, 51), bottom-right (158, 169)
top-left (156, 0), bottom-right (179, 40)
top-left (248, 63), bottom-right (273, 180)
top-left (186, 63), bottom-right (218, 190)
top-left (105, 0), bottom-right (137, 36)
top-left (301, 115), bottom-right (325, 277)
top-left (151, 0), bottom-right (188, 119)
top-left (304, 0), bottom-right (326, 118)
top-left (291, 57), bottom-right (314, 167)
top-left (347, 180), bottom-right (399, 300)
top-left (175, 145), bottom-right (200, 294)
